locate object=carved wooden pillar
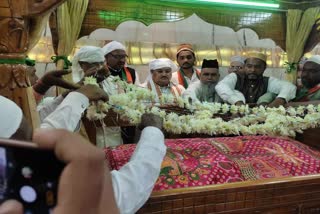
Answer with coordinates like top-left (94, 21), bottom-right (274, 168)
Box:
top-left (0, 0), bottom-right (66, 130)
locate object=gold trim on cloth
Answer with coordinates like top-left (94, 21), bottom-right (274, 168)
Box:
top-left (233, 159), bottom-right (258, 181)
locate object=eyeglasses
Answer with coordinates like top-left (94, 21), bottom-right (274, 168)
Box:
top-left (229, 66), bottom-right (243, 70)
top-left (109, 53), bottom-right (128, 60)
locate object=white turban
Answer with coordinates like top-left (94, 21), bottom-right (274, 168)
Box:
top-left (230, 55), bottom-right (245, 64)
top-left (102, 41), bottom-right (126, 56)
top-left (149, 58), bottom-right (177, 72)
top-left (71, 46), bottom-right (105, 82)
top-left (143, 58), bottom-right (177, 84)
top-left (306, 55), bottom-right (320, 65)
top-left (0, 96), bottom-right (22, 138)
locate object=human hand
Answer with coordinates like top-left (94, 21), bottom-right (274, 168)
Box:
top-left (33, 70), bottom-right (79, 95)
top-left (138, 113), bottom-right (163, 130)
top-left (75, 85), bottom-right (109, 102)
top-left (0, 200), bottom-right (23, 214)
top-left (84, 65), bottom-right (110, 83)
top-left (267, 97), bottom-right (286, 108)
top-left (234, 101), bottom-right (245, 106)
top-left (32, 129), bottom-right (119, 214)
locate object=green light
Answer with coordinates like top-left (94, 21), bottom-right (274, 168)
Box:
top-left (197, 0), bottom-right (279, 8)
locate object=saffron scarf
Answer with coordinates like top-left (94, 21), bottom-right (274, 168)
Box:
top-left (147, 80), bottom-right (182, 103)
top-left (177, 68), bottom-right (200, 88)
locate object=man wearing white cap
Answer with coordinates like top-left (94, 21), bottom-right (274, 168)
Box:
top-left (216, 51), bottom-right (296, 107)
top-left (102, 41), bottom-right (140, 85)
top-left (292, 55), bottom-right (320, 103)
top-left (102, 41), bottom-right (140, 144)
top-left (171, 44), bottom-right (200, 89)
top-left (142, 58), bottom-right (185, 104)
top-left (0, 96), bottom-right (32, 140)
top-left (38, 46), bottom-right (125, 148)
top-left (228, 56), bottom-right (245, 75)
top-left (0, 95), bottom-right (167, 214)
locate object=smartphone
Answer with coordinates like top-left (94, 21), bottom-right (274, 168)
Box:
top-left (0, 138), bottom-right (64, 214)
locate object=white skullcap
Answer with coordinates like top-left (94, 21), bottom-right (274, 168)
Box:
top-left (149, 58), bottom-right (178, 72)
top-left (306, 55), bottom-right (320, 65)
top-left (230, 56), bottom-right (245, 64)
top-left (299, 56), bottom-right (308, 65)
top-left (0, 96), bottom-right (23, 138)
top-left (102, 41), bottom-right (126, 56)
top-left (71, 46), bottom-right (105, 82)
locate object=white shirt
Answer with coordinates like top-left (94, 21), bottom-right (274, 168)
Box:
top-left (39, 92), bottom-right (89, 130)
top-left (171, 68), bottom-right (199, 88)
top-left (111, 126), bottom-right (166, 214)
top-left (215, 73), bottom-right (297, 104)
top-left (38, 92), bottom-right (167, 214)
top-left (39, 77), bottom-right (123, 148)
top-left (141, 80), bottom-right (185, 104)
top-left (182, 80), bottom-right (221, 103)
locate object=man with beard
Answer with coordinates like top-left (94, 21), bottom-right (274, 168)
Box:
top-left (288, 55), bottom-right (320, 106)
top-left (142, 58), bottom-right (185, 104)
top-left (171, 44), bottom-right (200, 89)
top-left (216, 52), bottom-right (296, 107)
top-left (183, 59), bottom-right (221, 103)
top-left (102, 41), bottom-right (140, 144)
top-left (102, 41), bottom-right (140, 85)
top-left (228, 55), bottom-right (245, 75)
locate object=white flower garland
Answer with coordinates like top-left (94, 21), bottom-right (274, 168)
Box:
top-left (85, 77), bottom-right (320, 137)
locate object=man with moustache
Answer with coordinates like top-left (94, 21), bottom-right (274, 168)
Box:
top-left (183, 59), bottom-right (221, 103)
top-left (142, 58), bottom-right (185, 104)
top-left (216, 52), bottom-right (296, 107)
top-left (228, 55), bottom-right (245, 75)
top-left (102, 41), bottom-right (140, 144)
top-left (287, 55), bottom-right (320, 107)
top-left (171, 44), bottom-right (200, 89)
top-left (102, 41), bottom-right (140, 85)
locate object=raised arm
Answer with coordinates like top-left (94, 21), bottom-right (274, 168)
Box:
top-left (110, 114), bottom-right (166, 214)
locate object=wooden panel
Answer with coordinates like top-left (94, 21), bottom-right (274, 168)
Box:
top-left (138, 175), bottom-right (320, 213)
top-left (0, 7), bottom-right (10, 17)
top-left (0, 0), bottom-right (9, 7)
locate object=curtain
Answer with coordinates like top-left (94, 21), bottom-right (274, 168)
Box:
top-left (28, 14), bottom-right (51, 51)
top-left (53, 0), bottom-right (89, 87)
top-left (286, 7), bottom-right (320, 83)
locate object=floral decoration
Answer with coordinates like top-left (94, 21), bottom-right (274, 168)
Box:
top-left (84, 77), bottom-right (320, 137)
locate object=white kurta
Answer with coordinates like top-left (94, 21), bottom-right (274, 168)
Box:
top-left (182, 80), bottom-right (221, 103)
top-left (171, 69), bottom-right (199, 87)
top-left (111, 126), bottom-right (166, 214)
top-left (38, 76), bottom-right (123, 148)
top-left (38, 93), bottom-right (167, 214)
top-left (141, 80), bottom-right (185, 104)
top-left (215, 73), bottom-right (297, 104)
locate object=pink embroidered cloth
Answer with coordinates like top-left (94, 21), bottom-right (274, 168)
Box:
top-left (104, 136), bottom-right (320, 191)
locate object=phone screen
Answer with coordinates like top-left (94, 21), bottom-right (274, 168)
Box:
top-left (0, 139), bottom-right (64, 214)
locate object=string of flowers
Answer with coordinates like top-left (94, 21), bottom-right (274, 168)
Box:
top-left (84, 77), bottom-right (320, 137)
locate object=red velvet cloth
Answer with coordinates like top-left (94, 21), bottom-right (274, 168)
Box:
top-left (104, 136), bottom-right (320, 191)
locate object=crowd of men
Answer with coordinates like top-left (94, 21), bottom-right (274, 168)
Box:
top-left (1, 40), bottom-right (320, 213)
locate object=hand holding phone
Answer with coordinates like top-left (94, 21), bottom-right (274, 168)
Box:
top-left (0, 129), bottom-right (119, 214)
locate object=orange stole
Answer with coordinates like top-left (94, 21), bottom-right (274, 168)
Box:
top-left (124, 67), bottom-right (133, 84)
top-left (177, 68), bottom-right (200, 87)
top-left (147, 82), bottom-right (182, 101)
